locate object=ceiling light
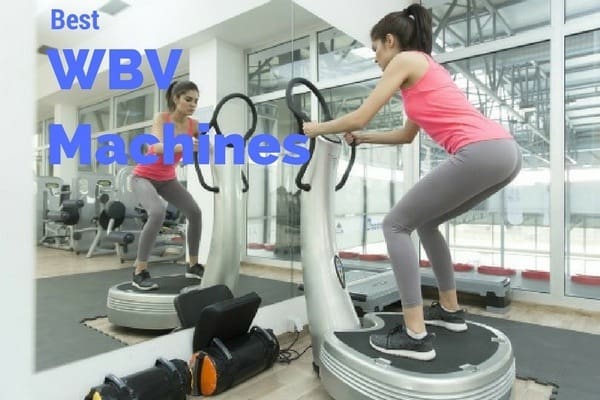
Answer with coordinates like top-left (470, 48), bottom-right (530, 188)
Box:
top-left (37, 45), bottom-right (55, 55)
top-left (99, 0), bottom-right (130, 16)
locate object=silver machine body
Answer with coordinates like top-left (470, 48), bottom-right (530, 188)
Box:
top-left (301, 135), bottom-right (516, 400)
top-left (200, 152), bottom-right (242, 292)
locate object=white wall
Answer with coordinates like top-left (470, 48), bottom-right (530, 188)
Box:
top-left (0, 0), bottom-right (34, 398)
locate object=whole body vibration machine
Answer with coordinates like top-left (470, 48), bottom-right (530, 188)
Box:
top-left (286, 77), bottom-right (515, 400)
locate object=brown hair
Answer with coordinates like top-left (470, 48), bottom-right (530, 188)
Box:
top-left (165, 80), bottom-right (199, 111)
top-left (370, 4), bottom-right (433, 55)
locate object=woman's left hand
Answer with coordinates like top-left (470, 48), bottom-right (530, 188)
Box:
top-left (303, 121), bottom-right (321, 138)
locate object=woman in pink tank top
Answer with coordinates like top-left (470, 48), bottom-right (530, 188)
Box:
top-left (302, 4), bottom-right (521, 361)
top-left (130, 80), bottom-right (206, 291)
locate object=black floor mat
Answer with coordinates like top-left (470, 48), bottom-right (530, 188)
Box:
top-left (465, 313), bottom-right (598, 400)
top-left (36, 264), bottom-right (301, 371)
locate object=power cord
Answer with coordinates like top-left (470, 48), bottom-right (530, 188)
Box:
top-left (277, 330), bottom-right (312, 364)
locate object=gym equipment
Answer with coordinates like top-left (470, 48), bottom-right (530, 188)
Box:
top-left (86, 198), bottom-right (127, 258)
top-left (37, 174), bottom-right (121, 255)
top-left (35, 176), bottom-right (65, 242)
top-left (175, 286), bottom-right (279, 396)
top-left (70, 173), bottom-right (118, 255)
top-left (173, 284), bottom-right (234, 329)
top-left (286, 77), bottom-right (515, 400)
top-left (107, 93), bottom-right (258, 330)
top-left (341, 257), bottom-right (512, 312)
top-left (190, 325), bottom-right (279, 396)
top-left (84, 358), bottom-right (191, 400)
top-left (37, 178), bottom-right (90, 252)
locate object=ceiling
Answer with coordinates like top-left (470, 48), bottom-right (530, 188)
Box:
top-left (36, 0), bottom-right (325, 119)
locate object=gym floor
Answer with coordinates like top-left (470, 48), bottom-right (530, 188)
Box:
top-left (36, 247), bottom-right (600, 399)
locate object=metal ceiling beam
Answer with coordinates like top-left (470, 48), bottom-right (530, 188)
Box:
top-left (566, 103), bottom-right (600, 111)
top-left (479, 0), bottom-right (513, 36)
top-left (433, 0), bottom-right (458, 39)
top-left (432, 14), bottom-right (467, 46)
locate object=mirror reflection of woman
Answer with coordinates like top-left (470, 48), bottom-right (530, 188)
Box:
top-left (130, 80), bottom-right (205, 291)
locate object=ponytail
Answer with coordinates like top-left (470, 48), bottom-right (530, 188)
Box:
top-left (404, 4), bottom-right (432, 54)
top-left (370, 4), bottom-right (433, 55)
top-left (166, 81), bottom-right (178, 111)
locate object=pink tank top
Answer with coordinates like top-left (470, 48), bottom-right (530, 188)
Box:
top-left (400, 52), bottom-right (512, 154)
top-left (133, 113), bottom-right (195, 181)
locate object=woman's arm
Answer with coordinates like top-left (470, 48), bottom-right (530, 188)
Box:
top-left (359, 119), bottom-right (420, 145)
top-left (303, 52), bottom-right (412, 137)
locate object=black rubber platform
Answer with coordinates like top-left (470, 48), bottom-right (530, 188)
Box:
top-left (335, 313), bottom-right (498, 373)
top-left (116, 275), bottom-right (200, 294)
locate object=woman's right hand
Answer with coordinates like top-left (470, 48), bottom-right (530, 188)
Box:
top-left (344, 132), bottom-right (361, 146)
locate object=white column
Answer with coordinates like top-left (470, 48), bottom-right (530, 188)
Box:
top-left (187, 38), bottom-right (246, 263)
top-left (0, 0), bottom-right (34, 398)
top-left (549, 0), bottom-right (566, 298)
top-left (52, 104), bottom-right (80, 186)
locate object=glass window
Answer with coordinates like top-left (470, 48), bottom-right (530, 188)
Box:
top-left (565, 29), bottom-right (600, 300)
top-left (566, 0), bottom-right (600, 20)
top-left (79, 101), bottom-right (110, 133)
top-left (119, 126), bottom-right (152, 170)
top-left (318, 28), bottom-right (380, 81)
top-left (320, 80), bottom-right (404, 255)
top-left (426, 0), bottom-right (550, 54)
top-left (419, 42), bottom-right (551, 293)
top-left (247, 37), bottom-right (311, 96)
top-left (115, 87), bottom-right (154, 128)
top-left (79, 101), bottom-right (110, 172)
top-left (246, 94), bottom-right (310, 262)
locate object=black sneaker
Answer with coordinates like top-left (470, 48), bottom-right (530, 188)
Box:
top-left (424, 302), bottom-right (468, 332)
top-left (185, 263), bottom-right (204, 279)
top-left (369, 325), bottom-right (436, 361)
top-left (132, 269), bottom-right (159, 291)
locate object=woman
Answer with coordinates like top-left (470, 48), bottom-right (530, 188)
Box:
top-left (131, 80), bottom-right (205, 291)
top-left (303, 4), bottom-right (521, 361)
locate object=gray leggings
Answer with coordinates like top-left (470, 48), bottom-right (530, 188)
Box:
top-left (131, 176), bottom-right (202, 262)
top-left (383, 139), bottom-right (522, 307)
